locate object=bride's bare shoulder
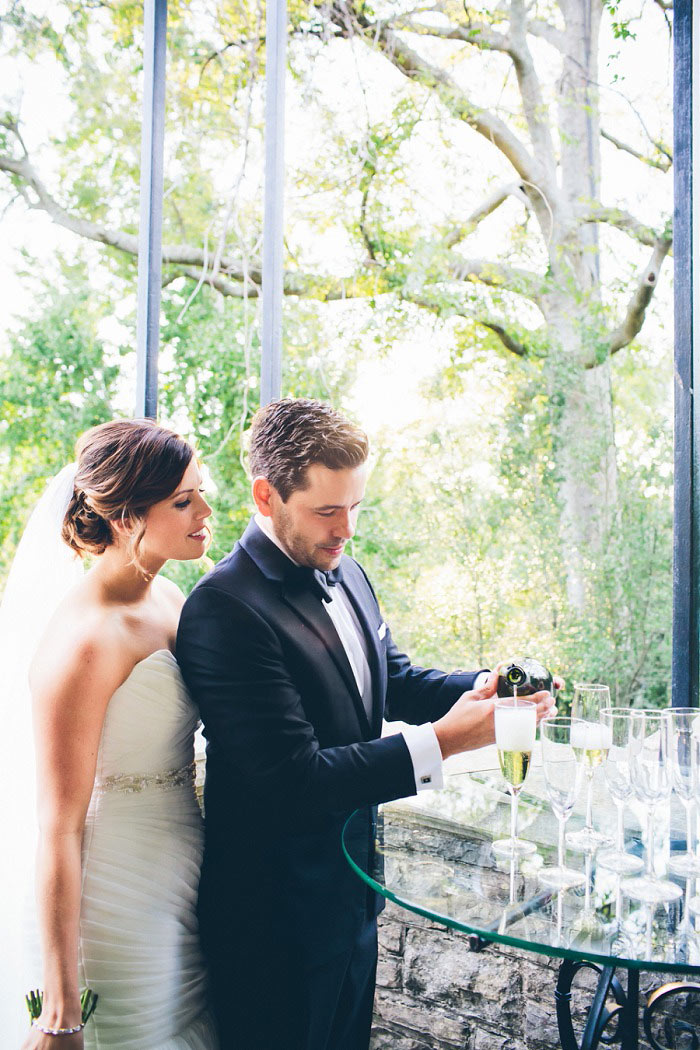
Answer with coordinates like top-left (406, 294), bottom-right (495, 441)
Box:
top-left (29, 588), bottom-right (133, 699)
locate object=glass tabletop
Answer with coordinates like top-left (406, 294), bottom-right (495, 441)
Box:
top-left (342, 764), bottom-right (700, 975)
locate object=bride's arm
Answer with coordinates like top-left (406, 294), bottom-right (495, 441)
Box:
top-left (22, 635), bottom-right (128, 1049)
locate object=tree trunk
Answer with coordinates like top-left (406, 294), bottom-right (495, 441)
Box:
top-left (540, 0), bottom-right (617, 611)
top-left (543, 303), bottom-right (618, 610)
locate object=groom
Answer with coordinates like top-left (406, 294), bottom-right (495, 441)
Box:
top-left (177, 398), bottom-right (554, 1050)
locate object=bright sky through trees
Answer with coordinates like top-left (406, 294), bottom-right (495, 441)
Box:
top-left (0, 0), bottom-right (676, 705)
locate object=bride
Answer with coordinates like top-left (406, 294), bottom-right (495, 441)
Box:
top-left (0, 418), bottom-right (219, 1049)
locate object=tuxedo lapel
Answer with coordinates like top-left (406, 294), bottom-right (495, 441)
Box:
top-left (239, 519), bottom-right (372, 738)
top-left (341, 581), bottom-right (386, 737)
top-left (281, 586), bottom-right (372, 738)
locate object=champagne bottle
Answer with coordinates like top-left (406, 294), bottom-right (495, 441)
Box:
top-left (496, 658), bottom-right (553, 698)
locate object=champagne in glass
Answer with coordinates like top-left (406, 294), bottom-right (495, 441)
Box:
top-left (566, 683), bottom-right (614, 852)
top-left (492, 698), bottom-right (537, 857)
top-left (539, 717), bottom-right (586, 888)
top-left (498, 748), bottom-right (532, 789)
top-left (571, 722), bottom-right (612, 769)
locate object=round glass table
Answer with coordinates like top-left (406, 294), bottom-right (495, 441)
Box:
top-left (342, 764), bottom-right (700, 1050)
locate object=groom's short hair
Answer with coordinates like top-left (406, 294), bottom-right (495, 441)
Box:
top-left (248, 398), bottom-right (369, 501)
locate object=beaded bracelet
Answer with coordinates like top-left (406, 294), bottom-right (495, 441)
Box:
top-left (32, 1019), bottom-right (86, 1036)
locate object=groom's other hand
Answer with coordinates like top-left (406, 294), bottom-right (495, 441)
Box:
top-left (489, 660), bottom-right (559, 723)
top-left (491, 661), bottom-right (560, 723)
top-left (433, 669), bottom-right (557, 759)
top-left (433, 670), bottom-right (498, 758)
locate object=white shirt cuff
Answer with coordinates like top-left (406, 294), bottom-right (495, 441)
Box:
top-left (473, 670), bottom-right (492, 690)
top-left (401, 723), bottom-right (444, 793)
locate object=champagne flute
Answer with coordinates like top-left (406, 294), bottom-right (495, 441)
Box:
top-left (492, 697), bottom-right (537, 857)
top-left (667, 708), bottom-right (700, 878)
top-left (596, 708), bottom-right (644, 874)
top-left (685, 718), bottom-right (700, 916)
top-left (566, 683), bottom-right (614, 852)
top-left (539, 717), bottom-right (586, 888)
top-left (621, 709), bottom-right (682, 904)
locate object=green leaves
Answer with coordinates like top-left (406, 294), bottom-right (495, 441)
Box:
top-left (25, 987), bottom-right (98, 1025)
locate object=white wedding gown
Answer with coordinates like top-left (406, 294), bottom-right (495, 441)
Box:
top-left (23, 649), bottom-right (219, 1049)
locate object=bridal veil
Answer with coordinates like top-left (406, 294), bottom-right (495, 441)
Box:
top-left (0, 465), bottom-right (84, 1042)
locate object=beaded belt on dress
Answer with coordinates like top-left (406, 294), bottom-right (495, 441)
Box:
top-left (93, 760), bottom-right (196, 795)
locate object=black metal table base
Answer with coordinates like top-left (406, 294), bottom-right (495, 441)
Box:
top-left (555, 960), bottom-right (700, 1050)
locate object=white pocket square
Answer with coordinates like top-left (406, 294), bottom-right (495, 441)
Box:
top-left (378, 622), bottom-right (387, 640)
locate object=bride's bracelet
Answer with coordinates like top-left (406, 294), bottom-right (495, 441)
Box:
top-left (32, 1019), bottom-right (86, 1036)
top-left (26, 987), bottom-right (97, 1034)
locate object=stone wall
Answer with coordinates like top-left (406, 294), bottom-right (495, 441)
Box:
top-left (370, 884), bottom-right (699, 1050)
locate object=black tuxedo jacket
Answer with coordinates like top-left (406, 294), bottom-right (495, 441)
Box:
top-left (176, 519), bottom-right (483, 967)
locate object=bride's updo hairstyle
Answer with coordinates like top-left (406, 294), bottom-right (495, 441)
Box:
top-left (62, 418), bottom-right (195, 569)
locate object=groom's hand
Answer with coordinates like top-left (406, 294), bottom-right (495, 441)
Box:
top-left (433, 670), bottom-right (498, 759)
top-left (433, 669), bottom-right (557, 759)
top-left (490, 660), bottom-right (559, 723)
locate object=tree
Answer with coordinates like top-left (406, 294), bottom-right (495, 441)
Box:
top-left (0, 266), bottom-right (120, 577)
top-left (0, 0), bottom-right (672, 611)
top-left (0, 1), bottom-right (674, 683)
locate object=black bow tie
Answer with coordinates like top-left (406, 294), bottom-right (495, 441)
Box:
top-left (287, 564), bottom-right (344, 603)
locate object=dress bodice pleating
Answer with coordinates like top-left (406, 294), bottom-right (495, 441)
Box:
top-left (93, 649), bottom-right (197, 782)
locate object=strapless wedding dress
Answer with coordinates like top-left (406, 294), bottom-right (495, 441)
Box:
top-left (23, 649), bottom-right (219, 1049)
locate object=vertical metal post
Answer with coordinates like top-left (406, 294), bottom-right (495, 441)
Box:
top-left (260, 0), bottom-right (287, 406)
top-left (135, 0), bottom-right (167, 420)
top-left (673, 0), bottom-right (698, 707)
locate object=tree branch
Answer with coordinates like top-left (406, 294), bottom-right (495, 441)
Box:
top-left (0, 117), bottom-right (29, 158)
top-left (390, 16), bottom-right (512, 52)
top-left (608, 237), bottom-right (673, 356)
top-left (478, 319), bottom-right (528, 356)
top-left (601, 128), bottom-right (672, 172)
top-left (198, 34), bottom-right (268, 79)
top-left (446, 252), bottom-right (545, 299)
top-left (2, 144), bottom-right (544, 308)
top-left (0, 152), bottom-right (258, 278)
top-left (525, 18), bottom-right (566, 52)
top-left (327, 2), bottom-right (546, 191)
top-left (444, 181), bottom-right (531, 247)
top-left (178, 264), bottom-right (391, 303)
top-left (578, 201), bottom-right (669, 249)
top-left (402, 290), bottom-right (532, 355)
top-left (508, 0), bottom-right (557, 183)
top-left (180, 267), bottom-right (258, 298)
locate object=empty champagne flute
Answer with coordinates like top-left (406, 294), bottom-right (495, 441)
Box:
top-left (621, 709), bottom-right (682, 904)
top-left (667, 708), bottom-right (700, 878)
top-left (492, 697), bottom-right (537, 857)
top-left (539, 717), bottom-right (586, 888)
top-left (596, 708), bottom-right (644, 875)
top-left (567, 683), bottom-right (614, 852)
top-left (685, 719), bottom-right (700, 916)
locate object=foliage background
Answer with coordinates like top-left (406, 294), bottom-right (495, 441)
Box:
top-left (0, 0), bottom-right (674, 708)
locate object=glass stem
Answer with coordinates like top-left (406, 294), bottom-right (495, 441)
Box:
top-left (685, 799), bottom-right (693, 857)
top-left (510, 788), bottom-right (518, 843)
top-left (584, 770), bottom-right (594, 832)
top-left (557, 815), bottom-right (565, 870)
top-left (646, 806), bottom-right (656, 881)
top-left (616, 799), bottom-right (625, 853)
